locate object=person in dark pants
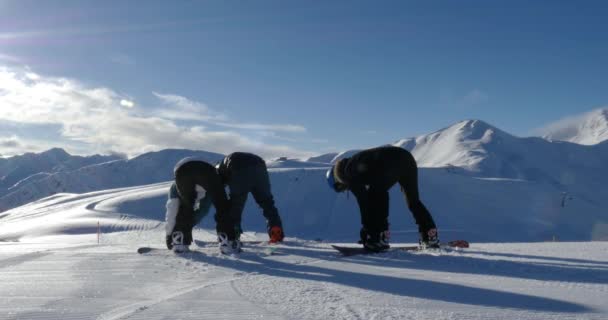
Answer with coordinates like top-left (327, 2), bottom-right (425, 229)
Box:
top-left (326, 146), bottom-right (439, 252)
top-left (216, 152), bottom-right (285, 243)
top-left (165, 157), bottom-right (237, 254)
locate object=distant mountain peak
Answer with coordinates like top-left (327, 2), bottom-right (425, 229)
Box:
top-left (435, 119), bottom-right (511, 142)
top-left (541, 108), bottom-right (608, 145)
top-left (41, 148), bottom-right (70, 157)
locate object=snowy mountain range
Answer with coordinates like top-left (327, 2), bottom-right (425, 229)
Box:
top-left (0, 149), bottom-right (223, 212)
top-left (0, 148), bottom-right (121, 192)
top-left (1, 111), bottom-right (608, 242)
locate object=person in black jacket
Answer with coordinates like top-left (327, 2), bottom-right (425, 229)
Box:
top-left (326, 146), bottom-right (439, 252)
top-left (166, 157), bottom-right (237, 254)
top-left (216, 152), bottom-right (284, 243)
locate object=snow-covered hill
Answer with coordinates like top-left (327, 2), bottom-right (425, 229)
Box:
top-left (1, 165), bottom-right (607, 243)
top-left (1, 141), bottom-right (607, 318)
top-left (541, 108), bottom-right (608, 145)
top-left (0, 187), bottom-right (607, 319)
top-left (0, 148), bottom-right (120, 191)
top-left (2, 118), bottom-right (608, 242)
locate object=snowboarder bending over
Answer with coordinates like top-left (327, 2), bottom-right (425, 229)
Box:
top-left (216, 152), bottom-right (285, 243)
top-left (326, 146), bottom-right (439, 252)
top-left (165, 157), bottom-right (238, 254)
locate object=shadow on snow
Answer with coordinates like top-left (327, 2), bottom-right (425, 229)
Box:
top-left (175, 243), bottom-right (594, 313)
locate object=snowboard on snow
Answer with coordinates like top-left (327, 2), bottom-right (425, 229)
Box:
top-left (332, 240), bottom-right (469, 256)
top-left (137, 240), bottom-right (281, 255)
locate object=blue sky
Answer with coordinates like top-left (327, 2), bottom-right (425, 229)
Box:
top-left (1, 0), bottom-right (607, 158)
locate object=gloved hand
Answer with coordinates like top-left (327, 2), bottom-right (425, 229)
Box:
top-left (165, 234), bottom-right (173, 250)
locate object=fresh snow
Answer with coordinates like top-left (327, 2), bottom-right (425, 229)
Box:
top-left (1, 176), bottom-right (608, 319)
top-left (1, 196), bottom-right (607, 319)
top-left (2, 115), bottom-right (608, 318)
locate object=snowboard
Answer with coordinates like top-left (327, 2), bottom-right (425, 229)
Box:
top-left (136, 247), bottom-right (201, 254)
top-left (137, 240), bottom-right (281, 255)
top-left (332, 240), bottom-right (469, 256)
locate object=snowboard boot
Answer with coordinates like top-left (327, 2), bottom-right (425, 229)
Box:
top-left (171, 231), bottom-right (190, 253)
top-left (268, 225), bottom-right (284, 243)
top-left (218, 233), bottom-right (242, 254)
top-left (419, 228), bottom-right (440, 249)
top-left (363, 231), bottom-right (390, 252)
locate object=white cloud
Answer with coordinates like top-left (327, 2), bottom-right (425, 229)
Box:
top-left (0, 135), bottom-right (20, 148)
top-left (153, 92), bottom-right (306, 132)
top-left (153, 92), bottom-right (228, 122)
top-left (0, 135), bottom-right (53, 157)
top-left (0, 65), bottom-right (313, 159)
top-left (120, 99), bottom-right (135, 108)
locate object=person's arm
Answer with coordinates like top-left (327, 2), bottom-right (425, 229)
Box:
top-left (216, 156), bottom-right (230, 184)
top-left (165, 183), bottom-right (181, 249)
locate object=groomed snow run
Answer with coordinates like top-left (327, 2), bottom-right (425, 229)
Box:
top-left (1, 170), bottom-right (607, 319)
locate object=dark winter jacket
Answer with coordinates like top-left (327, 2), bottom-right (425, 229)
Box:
top-left (335, 145), bottom-right (418, 191)
top-left (216, 152), bottom-right (266, 184)
top-left (335, 146), bottom-right (436, 234)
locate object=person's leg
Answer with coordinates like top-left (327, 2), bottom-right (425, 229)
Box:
top-left (250, 164), bottom-right (282, 229)
top-left (174, 174), bottom-right (196, 246)
top-left (364, 186), bottom-right (390, 251)
top-left (228, 189), bottom-right (248, 238)
top-left (367, 187), bottom-right (389, 233)
top-left (398, 165), bottom-right (438, 246)
top-left (399, 175), bottom-right (436, 232)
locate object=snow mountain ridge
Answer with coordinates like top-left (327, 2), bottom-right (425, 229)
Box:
top-left (1, 116), bottom-right (608, 243)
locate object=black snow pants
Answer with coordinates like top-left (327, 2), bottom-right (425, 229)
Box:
top-left (174, 161), bottom-right (234, 243)
top-left (226, 161), bottom-right (282, 234)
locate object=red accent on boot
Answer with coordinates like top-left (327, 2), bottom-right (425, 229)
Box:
top-left (269, 226), bottom-right (284, 243)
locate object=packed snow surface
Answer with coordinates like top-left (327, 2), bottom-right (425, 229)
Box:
top-left (1, 183), bottom-right (607, 319)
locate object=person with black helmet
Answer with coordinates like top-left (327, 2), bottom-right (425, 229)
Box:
top-left (165, 156), bottom-right (237, 254)
top-left (216, 152), bottom-right (285, 244)
top-left (326, 145), bottom-right (439, 252)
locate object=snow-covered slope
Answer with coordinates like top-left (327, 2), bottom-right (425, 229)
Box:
top-left (1, 150), bottom-right (607, 318)
top-left (541, 108), bottom-right (608, 145)
top-left (0, 189), bottom-right (607, 319)
top-left (305, 152), bottom-right (338, 164)
top-left (2, 164), bottom-right (607, 243)
top-left (2, 119), bottom-right (608, 242)
top-left (266, 158), bottom-right (330, 169)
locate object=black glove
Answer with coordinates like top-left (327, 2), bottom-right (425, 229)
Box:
top-left (165, 234), bottom-right (173, 250)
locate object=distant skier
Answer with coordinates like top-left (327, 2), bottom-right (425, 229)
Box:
top-left (165, 157), bottom-right (238, 254)
top-left (326, 146), bottom-right (439, 252)
top-left (216, 152), bottom-right (285, 243)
